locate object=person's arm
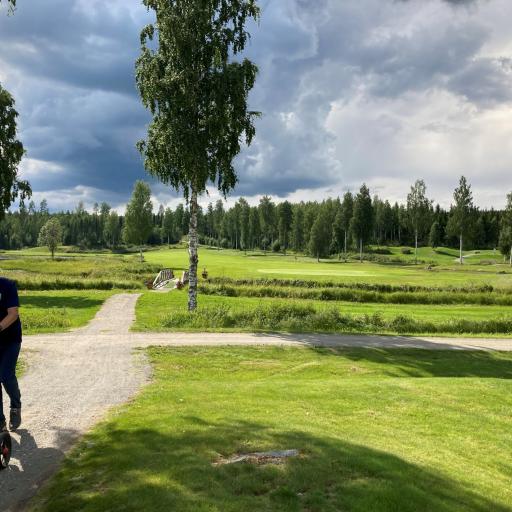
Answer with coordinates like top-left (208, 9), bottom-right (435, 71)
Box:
top-left (0, 306), bottom-right (19, 332)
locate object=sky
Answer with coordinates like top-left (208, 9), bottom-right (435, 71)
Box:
top-left (1, 0), bottom-right (512, 212)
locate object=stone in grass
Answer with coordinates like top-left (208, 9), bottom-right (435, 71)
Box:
top-left (213, 449), bottom-right (300, 466)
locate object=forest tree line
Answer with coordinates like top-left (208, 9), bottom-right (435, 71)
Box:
top-left (1, 177), bottom-right (512, 262)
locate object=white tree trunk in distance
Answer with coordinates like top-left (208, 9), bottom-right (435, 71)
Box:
top-left (344, 231), bottom-right (347, 261)
top-left (188, 190), bottom-right (199, 311)
top-left (359, 238), bottom-right (363, 263)
top-left (139, 246), bottom-right (143, 263)
top-left (415, 231), bottom-right (418, 265)
top-left (459, 235), bottom-right (463, 265)
top-left (510, 246), bottom-right (512, 266)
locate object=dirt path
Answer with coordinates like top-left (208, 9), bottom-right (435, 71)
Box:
top-left (2, 293), bottom-right (512, 511)
top-left (0, 294), bottom-right (149, 512)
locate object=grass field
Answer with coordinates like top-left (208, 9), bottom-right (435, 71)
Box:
top-left (145, 247), bottom-right (512, 288)
top-left (20, 290), bottom-right (115, 334)
top-left (0, 249), bottom-right (159, 290)
top-left (30, 346), bottom-right (512, 512)
top-left (1, 245), bottom-right (511, 336)
top-left (135, 291), bottom-right (512, 336)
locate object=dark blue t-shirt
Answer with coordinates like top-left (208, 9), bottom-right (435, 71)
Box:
top-left (0, 278), bottom-right (22, 344)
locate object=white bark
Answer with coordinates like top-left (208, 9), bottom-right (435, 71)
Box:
top-left (415, 231), bottom-right (418, 265)
top-left (188, 190), bottom-right (199, 311)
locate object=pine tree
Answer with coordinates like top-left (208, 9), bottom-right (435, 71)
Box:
top-left (429, 221), bottom-right (442, 248)
top-left (309, 209), bottom-right (330, 262)
top-left (277, 201), bottom-right (293, 254)
top-left (291, 206), bottom-right (304, 253)
top-left (350, 184), bottom-right (373, 262)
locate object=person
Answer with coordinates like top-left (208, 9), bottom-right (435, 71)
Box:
top-left (0, 277), bottom-right (22, 432)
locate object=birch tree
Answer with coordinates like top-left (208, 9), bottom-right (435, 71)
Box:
top-left (1, 2), bottom-right (31, 217)
top-left (123, 181), bottom-right (153, 262)
top-left (136, 0), bottom-right (260, 311)
top-left (38, 218), bottom-right (62, 259)
top-left (499, 192), bottom-right (512, 266)
top-left (406, 179), bottom-right (432, 264)
top-left (447, 176), bottom-right (474, 264)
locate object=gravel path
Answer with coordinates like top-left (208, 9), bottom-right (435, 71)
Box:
top-left (0, 294), bottom-right (148, 512)
top-left (2, 292), bottom-right (512, 511)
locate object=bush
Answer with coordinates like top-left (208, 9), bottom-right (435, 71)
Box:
top-left (401, 248), bottom-right (413, 255)
top-left (272, 240), bottom-right (281, 253)
top-left (371, 247), bottom-right (392, 255)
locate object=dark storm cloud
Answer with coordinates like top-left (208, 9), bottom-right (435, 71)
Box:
top-left (0, 0), bottom-right (511, 208)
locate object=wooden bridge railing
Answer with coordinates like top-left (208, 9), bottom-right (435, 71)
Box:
top-left (152, 269), bottom-right (174, 289)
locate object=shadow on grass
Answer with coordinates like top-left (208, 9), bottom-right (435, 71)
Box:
top-left (33, 419), bottom-right (509, 512)
top-left (310, 347), bottom-right (512, 379)
top-left (20, 295), bottom-right (105, 309)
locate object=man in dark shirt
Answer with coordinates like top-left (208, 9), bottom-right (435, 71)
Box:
top-left (0, 278), bottom-right (22, 431)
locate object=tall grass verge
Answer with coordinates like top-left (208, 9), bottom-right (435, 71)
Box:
top-left (199, 283), bottom-right (512, 306)
top-left (208, 277), bottom-right (509, 293)
top-left (159, 303), bottom-right (512, 335)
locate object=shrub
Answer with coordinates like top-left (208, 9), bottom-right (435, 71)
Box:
top-left (371, 247), bottom-right (392, 255)
top-left (272, 240), bottom-right (281, 253)
top-left (401, 248), bottom-right (413, 255)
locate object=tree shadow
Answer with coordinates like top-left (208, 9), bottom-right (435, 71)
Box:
top-left (309, 347), bottom-right (512, 379)
top-left (32, 419), bottom-right (510, 512)
top-left (20, 295), bottom-right (105, 309)
top-left (249, 332), bottom-right (512, 378)
top-left (0, 428), bottom-right (77, 512)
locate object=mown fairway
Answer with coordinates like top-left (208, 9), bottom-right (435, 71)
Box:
top-left (145, 247), bottom-right (512, 287)
top-left (30, 347), bottom-right (512, 512)
top-left (139, 247), bottom-right (512, 337)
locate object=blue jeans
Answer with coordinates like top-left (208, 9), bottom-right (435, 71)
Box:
top-left (0, 342), bottom-right (21, 422)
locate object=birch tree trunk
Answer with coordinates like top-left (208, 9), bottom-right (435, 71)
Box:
top-left (359, 238), bottom-right (363, 263)
top-left (344, 231), bottom-right (347, 261)
top-left (459, 234), bottom-right (463, 265)
top-left (188, 189), bottom-right (199, 311)
top-left (510, 246), bottom-right (511, 266)
top-left (415, 231), bottom-right (418, 265)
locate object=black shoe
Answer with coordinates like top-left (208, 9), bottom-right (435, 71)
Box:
top-left (9, 408), bottom-right (21, 431)
top-left (0, 420), bottom-right (6, 432)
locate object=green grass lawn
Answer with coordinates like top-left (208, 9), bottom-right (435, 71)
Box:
top-left (145, 247), bottom-right (512, 288)
top-left (19, 290), bottom-right (116, 334)
top-left (0, 250), bottom-right (160, 290)
top-left (135, 291), bottom-right (512, 336)
top-left (30, 347), bottom-right (512, 512)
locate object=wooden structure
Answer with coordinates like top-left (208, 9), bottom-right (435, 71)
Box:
top-left (152, 269), bottom-right (174, 290)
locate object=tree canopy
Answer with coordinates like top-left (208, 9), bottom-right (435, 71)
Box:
top-left (0, 82), bottom-right (30, 221)
top-left (123, 181), bottom-right (153, 261)
top-left (447, 176), bottom-right (475, 263)
top-left (350, 184), bottom-right (373, 260)
top-left (136, 0), bottom-right (260, 310)
top-left (136, 0), bottom-right (259, 198)
top-left (38, 218), bottom-right (62, 259)
top-left (406, 179), bottom-right (432, 262)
